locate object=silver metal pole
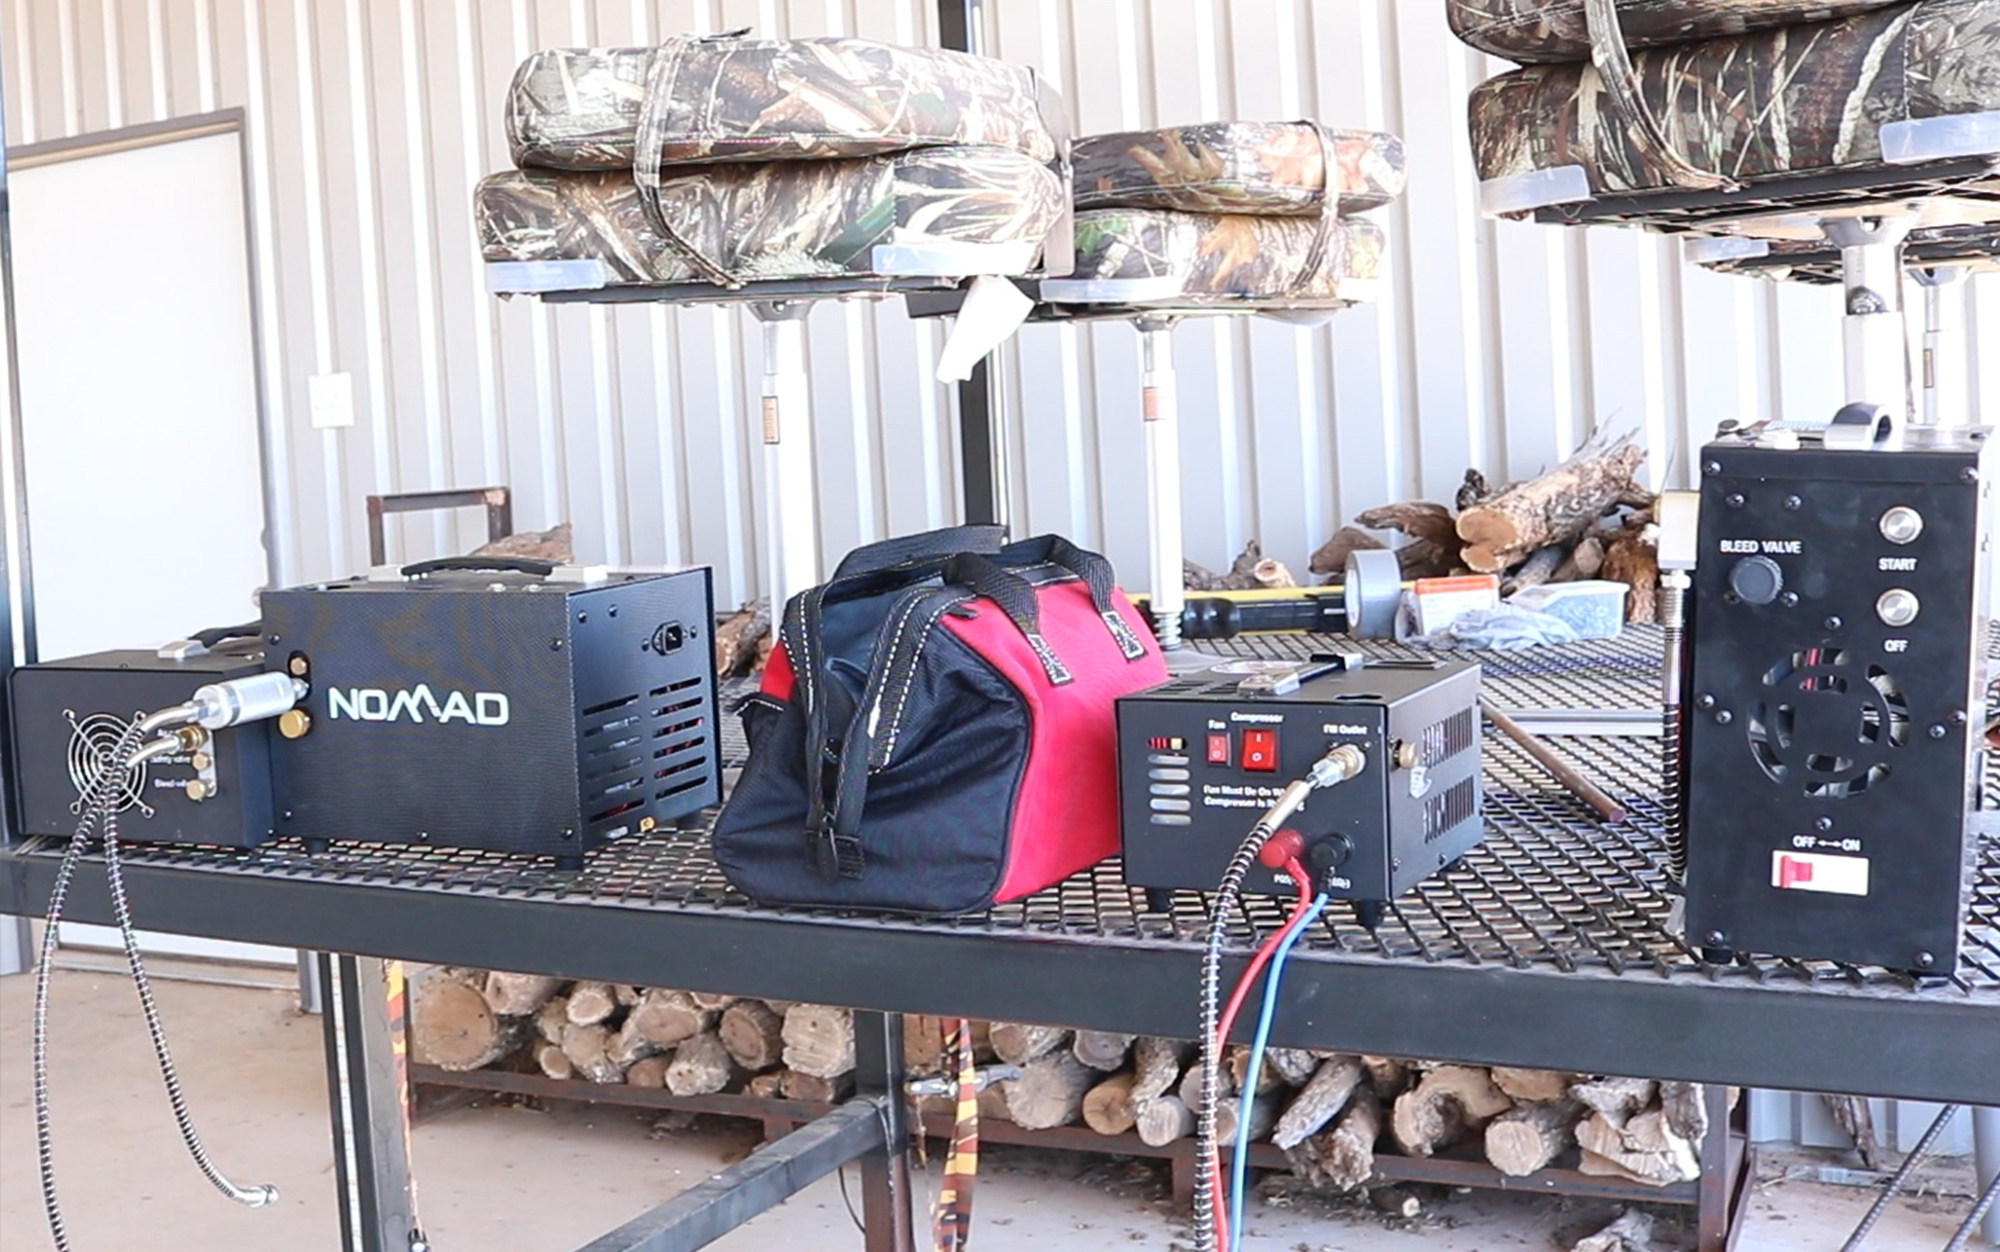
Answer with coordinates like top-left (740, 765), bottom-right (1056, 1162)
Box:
top-left (1138, 318), bottom-right (1185, 650)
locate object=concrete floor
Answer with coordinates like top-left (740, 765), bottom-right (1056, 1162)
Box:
top-left (0, 970), bottom-right (1980, 1251)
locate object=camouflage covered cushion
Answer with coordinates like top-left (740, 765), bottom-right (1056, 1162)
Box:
top-left (1071, 123), bottom-right (1405, 217)
top-left (476, 146), bottom-right (1064, 285)
top-left (1068, 208), bottom-right (1385, 303)
top-left (1469, 0), bottom-right (2000, 200)
top-left (507, 37), bottom-right (1058, 171)
top-left (1447, 0), bottom-right (1903, 63)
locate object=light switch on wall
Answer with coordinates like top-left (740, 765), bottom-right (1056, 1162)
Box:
top-left (309, 371), bottom-right (355, 429)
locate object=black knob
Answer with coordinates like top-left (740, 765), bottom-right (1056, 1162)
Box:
top-left (1727, 556), bottom-right (1784, 606)
top-left (1308, 834), bottom-right (1354, 876)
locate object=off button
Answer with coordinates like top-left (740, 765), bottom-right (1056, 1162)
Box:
top-left (1241, 729), bottom-right (1278, 772)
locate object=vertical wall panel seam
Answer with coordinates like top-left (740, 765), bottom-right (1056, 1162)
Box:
top-left (55, 0), bottom-right (78, 135)
top-left (144, 0), bottom-right (167, 120)
top-left (338, 0), bottom-right (395, 556)
top-left (236, 0), bottom-right (297, 583)
top-left (452, 0), bottom-right (503, 486)
top-left (284, 0), bottom-right (345, 576)
top-left (9, 0), bottom-right (39, 140)
top-left (193, 0), bottom-right (215, 111)
top-left (95, 0), bottom-right (119, 125)
top-left (392, 0), bottom-right (450, 555)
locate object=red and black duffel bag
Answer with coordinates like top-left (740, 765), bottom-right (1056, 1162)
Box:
top-left (713, 527), bottom-right (1166, 913)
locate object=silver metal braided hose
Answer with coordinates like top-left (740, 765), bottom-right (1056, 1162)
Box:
top-left (1657, 573), bottom-right (1690, 884)
top-left (34, 719), bottom-right (276, 1252)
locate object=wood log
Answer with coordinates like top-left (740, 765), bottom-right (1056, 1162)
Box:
top-left (664, 1032), bottom-right (734, 1096)
top-left (1390, 1065), bottom-right (1511, 1157)
top-left (413, 969), bottom-right (526, 1071)
top-left (1129, 1037), bottom-right (1191, 1104)
top-left (626, 1054), bottom-right (670, 1090)
top-left (1251, 558), bottom-right (1296, 589)
top-left (1569, 1077), bottom-right (1656, 1125)
top-left (482, 972), bottom-right (563, 1018)
top-left (1369, 1187), bottom-right (1422, 1219)
top-left (714, 598), bottom-right (772, 679)
top-left (615, 985), bottom-right (644, 1007)
top-left (989, 1022), bottom-right (1070, 1067)
top-left (1135, 1095), bottom-right (1196, 1147)
top-left (1821, 1094), bottom-right (1879, 1169)
top-left (977, 1082), bottom-right (1013, 1124)
top-left (903, 1016), bottom-right (949, 1075)
top-left (1266, 1049), bottom-right (1321, 1088)
top-left (1501, 544), bottom-right (1566, 596)
top-left (744, 1071), bottom-right (784, 1099)
top-left (565, 981), bottom-right (620, 1027)
top-left (1227, 1045), bottom-right (1286, 1097)
top-left (688, 991), bottom-right (736, 1011)
top-left (1552, 535), bottom-right (1605, 583)
top-left (629, 990), bottom-right (713, 1049)
top-left (1663, 1082), bottom-right (1711, 1146)
top-left (535, 1042), bottom-right (575, 1081)
top-left (1491, 1067), bottom-right (1576, 1105)
top-left (1308, 527), bottom-right (1386, 576)
top-left (1215, 1091), bottom-right (1282, 1146)
top-left (1314, 1088), bottom-right (1382, 1189)
top-left (780, 1068), bottom-right (851, 1103)
top-left (1359, 1056), bottom-right (1408, 1098)
top-left (1080, 1072), bottom-right (1140, 1136)
top-left (718, 999), bottom-right (787, 1073)
top-left (781, 1005), bottom-right (856, 1079)
top-left (1184, 541), bottom-right (1269, 592)
top-left (1072, 1031), bottom-right (1137, 1072)
top-left (1455, 434), bottom-right (1644, 572)
top-left (1456, 469), bottom-right (1495, 512)
top-left (608, 1015), bottom-right (660, 1068)
top-left (1485, 1099), bottom-right (1584, 1177)
top-left (473, 522), bottom-right (573, 563)
top-left (560, 1022), bottom-right (627, 1084)
top-left (1356, 501), bottom-right (1459, 551)
top-left (536, 994), bottom-right (572, 1044)
top-left (1575, 1109), bottom-right (1701, 1185)
top-left (1600, 530), bottom-right (1659, 624)
top-left (1571, 1207), bottom-right (1656, 1252)
top-left (1272, 1056), bottom-right (1364, 1150)
top-left (1180, 1058), bottom-right (1234, 1108)
top-left (1005, 1053), bottom-right (1097, 1130)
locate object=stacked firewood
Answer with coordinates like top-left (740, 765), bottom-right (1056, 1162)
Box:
top-left (413, 974), bottom-right (1708, 1190)
top-left (1300, 430), bottom-right (1662, 623)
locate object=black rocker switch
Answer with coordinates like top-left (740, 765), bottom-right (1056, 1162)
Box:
top-left (1727, 555), bottom-right (1784, 606)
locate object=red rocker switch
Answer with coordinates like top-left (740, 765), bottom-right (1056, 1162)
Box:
top-left (1240, 729), bottom-right (1278, 772)
top-left (1206, 732), bottom-right (1231, 764)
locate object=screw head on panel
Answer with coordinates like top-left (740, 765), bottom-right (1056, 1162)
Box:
top-left (1824, 616), bottom-right (1843, 631)
top-left (1725, 493), bottom-right (1746, 509)
top-left (1704, 930), bottom-right (1727, 947)
top-left (1703, 460), bottom-right (1722, 476)
top-left (1815, 817), bottom-right (1834, 832)
top-left (1713, 710), bottom-right (1733, 725)
top-left (1914, 951), bottom-right (1936, 970)
top-left (1696, 694), bottom-right (1716, 710)
top-left (1928, 724), bottom-right (1948, 739)
top-left (1780, 592), bottom-right (1800, 607)
top-left (1783, 495), bottom-right (1802, 511)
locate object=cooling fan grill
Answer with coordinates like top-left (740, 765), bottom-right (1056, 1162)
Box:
top-left (1747, 648), bottom-right (1910, 799)
top-left (63, 710), bottom-right (154, 818)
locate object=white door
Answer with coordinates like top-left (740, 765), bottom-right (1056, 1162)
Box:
top-left (10, 116), bottom-right (291, 965)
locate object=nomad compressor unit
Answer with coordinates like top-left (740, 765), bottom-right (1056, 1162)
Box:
top-left (8, 633), bottom-right (278, 848)
top-left (1682, 422), bottom-right (1993, 972)
top-left (1117, 655), bottom-right (1483, 922)
top-left (261, 559), bottom-right (720, 866)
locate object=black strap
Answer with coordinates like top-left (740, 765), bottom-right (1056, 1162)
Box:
top-left (944, 553), bottom-right (1072, 687)
top-left (400, 556), bottom-right (554, 578)
top-left (831, 525), bottom-right (1007, 581)
top-left (1000, 535), bottom-right (1150, 661)
top-left (191, 621), bottom-right (262, 648)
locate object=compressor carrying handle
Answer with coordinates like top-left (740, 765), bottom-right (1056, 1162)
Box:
top-left (400, 556), bottom-right (556, 579)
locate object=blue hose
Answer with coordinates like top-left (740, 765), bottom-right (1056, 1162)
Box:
top-left (1228, 894), bottom-right (1328, 1252)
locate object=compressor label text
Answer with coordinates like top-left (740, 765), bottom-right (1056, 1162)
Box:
top-left (328, 684), bottom-right (511, 726)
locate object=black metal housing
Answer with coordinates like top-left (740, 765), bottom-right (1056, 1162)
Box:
top-left (1116, 657), bottom-right (1484, 902)
top-left (1684, 427), bottom-right (1994, 972)
top-left (8, 641), bottom-right (275, 847)
top-left (262, 566), bottom-right (719, 862)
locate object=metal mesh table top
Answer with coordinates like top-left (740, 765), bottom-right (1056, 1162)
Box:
top-left (13, 629), bottom-right (1998, 999)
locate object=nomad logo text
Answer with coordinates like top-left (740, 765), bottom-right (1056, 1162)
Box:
top-left (328, 685), bottom-right (511, 726)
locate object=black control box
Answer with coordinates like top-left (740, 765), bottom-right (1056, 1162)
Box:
top-left (262, 562), bottom-right (720, 865)
top-left (1683, 426), bottom-right (1993, 971)
top-left (1116, 656), bottom-right (1482, 912)
top-left (8, 640), bottom-right (276, 848)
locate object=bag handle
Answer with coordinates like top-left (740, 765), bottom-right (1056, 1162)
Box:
top-left (400, 556), bottom-right (555, 578)
top-left (944, 552), bottom-right (1073, 687)
top-left (999, 535), bottom-right (1152, 661)
top-left (831, 524), bottom-right (1008, 582)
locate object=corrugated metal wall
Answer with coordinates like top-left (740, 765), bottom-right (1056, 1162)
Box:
top-left (7, 0), bottom-right (1998, 607)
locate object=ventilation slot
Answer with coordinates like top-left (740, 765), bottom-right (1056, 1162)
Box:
top-left (1419, 709), bottom-right (1476, 767)
top-left (585, 675), bottom-right (716, 839)
top-left (1423, 778), bottom-right (1476, 843)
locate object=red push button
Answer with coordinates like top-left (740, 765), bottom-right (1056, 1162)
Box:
top-left (1241, 729), bottom-right (1278, 771)
top-left (1206, 732), bottom-right (1231, 764)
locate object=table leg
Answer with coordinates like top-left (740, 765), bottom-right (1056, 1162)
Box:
top-left (853, 1010), bottom-right (915, 1252)
top-left (1975, 1105), bottom-right (2000, 1247)
top-left (1694, 1082), bottom-right (1745, 1252)
top-left (320, 954), bottom-right (425, 1252)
